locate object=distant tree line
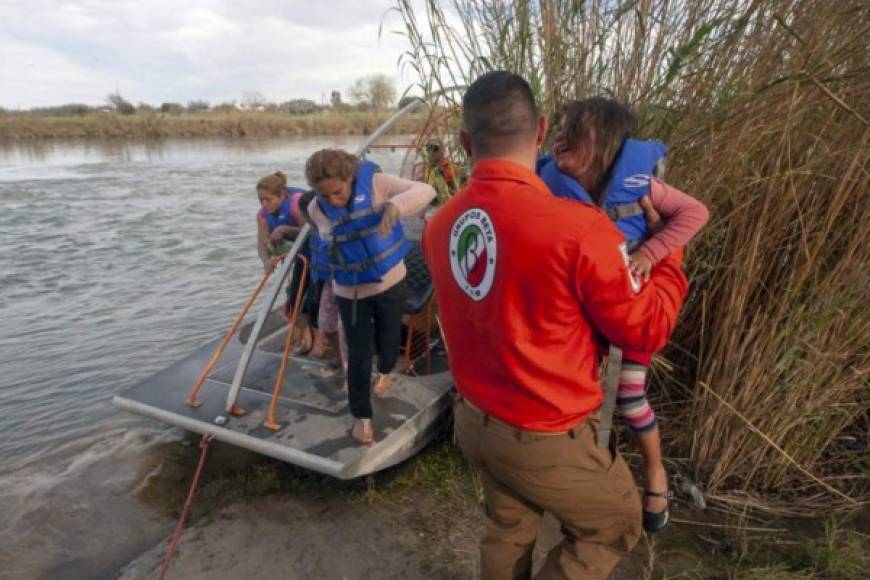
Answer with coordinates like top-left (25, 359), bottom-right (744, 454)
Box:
top-left (0, 75), bottom-right (419, 117)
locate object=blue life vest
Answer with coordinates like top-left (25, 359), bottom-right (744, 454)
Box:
top-left (317, 160), bottom-right (409, 285)
top-left (265, 187), bottom-right (306, 236)
top-left (537, 139), bottom-right (666, 244)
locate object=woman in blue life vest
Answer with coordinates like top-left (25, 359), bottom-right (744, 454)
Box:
top-left (255, 171), bottom-right (323, 356)
top-left (304, 149), bottom-right (436, 446)
top-left (537, 98), bottom-right (709, 534)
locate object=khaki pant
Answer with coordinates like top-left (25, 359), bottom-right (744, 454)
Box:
top-left (454, 398), bottom-right (642, 580)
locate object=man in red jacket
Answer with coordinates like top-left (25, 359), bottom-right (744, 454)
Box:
top-left (422, 71), bottom-right (688, 579)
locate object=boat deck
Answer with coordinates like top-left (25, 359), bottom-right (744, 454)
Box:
top-left (114, 310), bottom-right (453, 479)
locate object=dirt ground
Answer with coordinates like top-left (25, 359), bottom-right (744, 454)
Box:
top-left (117, 437), bottom-right (867, 580)
top-left (118, 492), bottom-right (650, 579)
top-left (118, 436), bottom-right (652, 580)
top-left (119, 494), bottom-right (457, 579)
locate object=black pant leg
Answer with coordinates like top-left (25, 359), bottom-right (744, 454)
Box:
top-left (304, 280), bottom-right (324, 327)
top-left (336, 294), bottom-right (374, 419)
top-left (286, 257), bottom-right (309, 310)
top-left (371, 280), bottom-right (406, 374)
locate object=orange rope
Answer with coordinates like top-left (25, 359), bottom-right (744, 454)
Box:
top-left (186, 269), bottom-right (273, 407)
top-left (264, 255), bottom-right (309, 431)
top-left (157, 434), bottom-right (213, 580)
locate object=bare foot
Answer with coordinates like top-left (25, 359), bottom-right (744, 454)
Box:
top-left (644, 463), bottom-right (669, 513)
top-left (308, 331), bottom-right (326, 358)
top-left (351, 418), bottom-right (374, 446)
top-left (292, 328), bottom-right (313, 356)
top-left (373, 373), bottom-right (392, 398)
top-left (319, 360), bottom-right (342, 377)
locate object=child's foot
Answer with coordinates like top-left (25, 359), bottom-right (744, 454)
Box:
top-left (309, 331), bottom-right (326, 358)
top-left (644, 465), bottom-right (669, 512)
top-left (292, 328), bottom-right (314, 356)
top-left (320, 359), bottom-right (343, 377)
top-left (373, 373), bottom-right (392, 398)
top-left (643, 464), bottom-right (671, 533)
top-left (351, 418), bottom-right (374, 446)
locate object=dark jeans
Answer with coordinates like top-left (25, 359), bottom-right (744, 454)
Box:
top-left (336, 280), bottom-right (406, 419)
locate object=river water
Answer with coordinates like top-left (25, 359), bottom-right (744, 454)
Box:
top-left (0, 137), bottom-right (411, 578)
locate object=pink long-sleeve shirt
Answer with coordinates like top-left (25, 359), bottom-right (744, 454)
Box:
top-left (636, 178), bottom-right (710, 263)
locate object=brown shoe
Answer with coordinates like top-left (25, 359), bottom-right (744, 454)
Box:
top-left (351, 418), bottom-right (374, 446)
top-left (373, 373), bottom-right (392, 398)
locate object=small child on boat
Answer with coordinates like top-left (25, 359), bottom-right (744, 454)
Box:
top-left (297, 189), bottom-right (348, 377)
top-left (538, 97), bottom-right (709, 533)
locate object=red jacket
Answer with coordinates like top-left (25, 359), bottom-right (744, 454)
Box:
top-left (422, 159), bottom-right (688, 431)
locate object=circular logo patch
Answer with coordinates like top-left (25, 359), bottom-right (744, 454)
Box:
top-left (449, 208), bottom-right (497, 301)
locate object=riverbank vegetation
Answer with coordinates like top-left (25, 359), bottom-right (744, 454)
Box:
top-left (0, 73), bottom-right (421, 140)
top-left (0, 110), bottom-right (427, 140)
top-left (394, 0), bottom-right (870, 517)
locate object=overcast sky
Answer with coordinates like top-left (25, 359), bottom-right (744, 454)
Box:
top-left (0, 0), bottom-right (415, 109)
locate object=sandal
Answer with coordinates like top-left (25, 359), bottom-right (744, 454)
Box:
top-left (642, 489), bottom-right (673, 534)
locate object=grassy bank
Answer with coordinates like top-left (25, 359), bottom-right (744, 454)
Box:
top-left (0, 110), bottom-right (426, 140)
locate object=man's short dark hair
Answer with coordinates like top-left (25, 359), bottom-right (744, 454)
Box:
top-left (462, 71), bottom-right (539, 156)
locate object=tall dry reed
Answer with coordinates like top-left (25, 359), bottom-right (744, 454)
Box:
top-left (392, 0), bottom-right (870, 513)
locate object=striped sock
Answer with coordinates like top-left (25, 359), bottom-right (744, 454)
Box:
top-left (616, 362), bottom-right (657, 433)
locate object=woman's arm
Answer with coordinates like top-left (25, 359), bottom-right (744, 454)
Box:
top-left (636, 178), bottom-right (710, 264)
top-left (372, 173), bottom-right (436, 217)
top-left (257, 216), bottom-right (274, 271)
top-left (305, 198), bottom-right (333, 237)
top-left (269, 224), bottom-right (302, 240)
